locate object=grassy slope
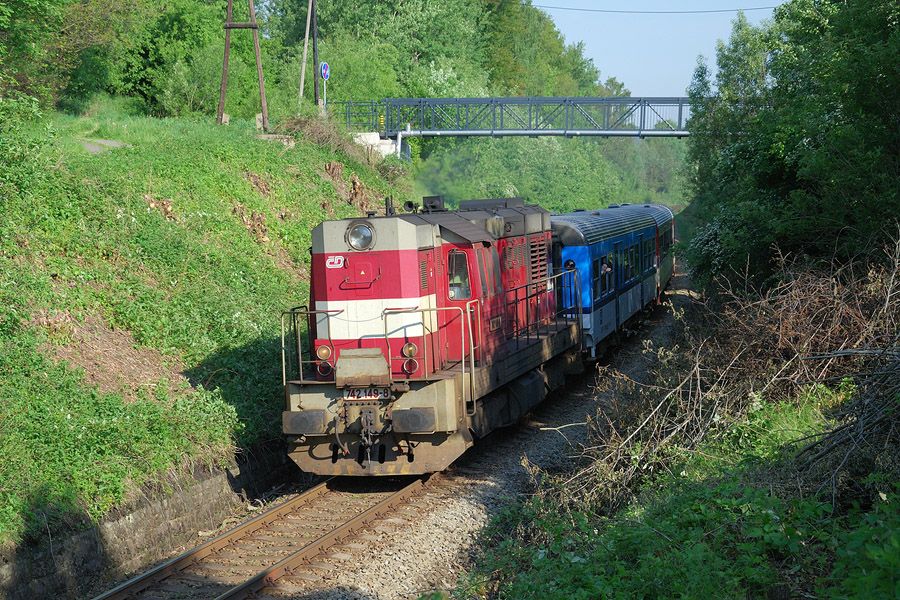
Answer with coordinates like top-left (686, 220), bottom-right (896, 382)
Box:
top-left (0, 99), bottom-right (401, 543)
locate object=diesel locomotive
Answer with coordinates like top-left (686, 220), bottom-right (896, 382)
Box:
top-left (280, 197), bottom-right (674, 475)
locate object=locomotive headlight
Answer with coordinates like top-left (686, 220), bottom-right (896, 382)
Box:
top-left (564, 259), bottom-right (576, 271)
top-left (316, 345), bottom-right (332, 360)
top-left (402, 341), bottom-right (418, 358)
top-left (346, 222), bottom-right (375, 251)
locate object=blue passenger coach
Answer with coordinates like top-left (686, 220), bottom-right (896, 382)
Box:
top-left (551, 204), bottom-right (675, 355)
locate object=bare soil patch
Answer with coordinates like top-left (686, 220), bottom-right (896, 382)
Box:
top-left (143, 193), bottom-right (176, 221)
top-left (322, 161), bottom-right (377, 214)
top-left (233, 203), bottom-right (271, 243)
top-left (231, 203), bottom-right (308, 281)
top-left (244, 171), bottom-right (272, 197)
top-left (37, 312), bottom-right (189, 401)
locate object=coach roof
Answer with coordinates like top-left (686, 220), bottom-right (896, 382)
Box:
top-left (551, 204), bottom-right (669, 246)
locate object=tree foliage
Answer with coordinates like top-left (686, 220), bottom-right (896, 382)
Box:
top-left (686, 1), bottom-right (900, 286)
top-left (1, 0), bottom-right (682, 213)
top-left (1, 0), bottom-right (625, 113)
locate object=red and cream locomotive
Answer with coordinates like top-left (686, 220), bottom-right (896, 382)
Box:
top-left (281, 197), bottom-right (583, 475)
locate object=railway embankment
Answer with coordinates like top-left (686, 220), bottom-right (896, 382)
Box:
top-left (0, 97), bottom-right (406, 597)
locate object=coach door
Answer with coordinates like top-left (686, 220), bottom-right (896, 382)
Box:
top-left (437, 244), bottom-right (480, 369)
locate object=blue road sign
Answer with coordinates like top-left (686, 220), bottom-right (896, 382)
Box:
top-left (320, 62), bottom-right (330, 81)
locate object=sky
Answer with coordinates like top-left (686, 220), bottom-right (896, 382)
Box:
top-left (537, 0), bottom-right (785, 96)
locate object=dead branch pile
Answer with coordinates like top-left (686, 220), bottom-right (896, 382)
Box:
top-left (795, 345), bottom-right (899, 504)
top-left (548, 236), bottom-right (900, 513)
top-left (279, 116), bottom-right (373, 165)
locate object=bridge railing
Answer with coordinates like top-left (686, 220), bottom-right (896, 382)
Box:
top-left (327, 100), bottom-right (381, 131)
top-left (327, 97), bottom-right (691, 138)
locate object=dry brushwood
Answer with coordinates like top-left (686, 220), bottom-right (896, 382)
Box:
top-left (279, 116), bottom-right (373, 165)
top-left (794, 342), bottom-right (899, 504)
top-left (544, 236), bottom-right (899, 513)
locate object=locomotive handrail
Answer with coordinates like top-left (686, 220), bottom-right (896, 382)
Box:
top-left (281, 305), bottom-right (306, 385)
top-left (280, 307), bottom-right (345, 384)
top-left (501, 270), bottom-right (578, 350)
top-left (465, 299), bottom-right (482, 355)
top-left (464, 298), bottom-right (482, 417)
top-left (381, 306), bottom-right (434, 375)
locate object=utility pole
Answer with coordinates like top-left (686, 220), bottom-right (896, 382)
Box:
top-left (216, 0), bottom-right (269, 131)
top-left (312, 0), bottom-right (320, 108)
top-left (215, 0), bottom-right (234, 124)
top-left (298, 0), bottom-right (313, 110)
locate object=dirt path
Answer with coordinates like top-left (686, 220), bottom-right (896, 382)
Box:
top-left (80, 139), bottom-right (128, 154)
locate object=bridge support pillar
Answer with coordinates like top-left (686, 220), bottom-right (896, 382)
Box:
top-left (351, 132), bottom-right (399, 159)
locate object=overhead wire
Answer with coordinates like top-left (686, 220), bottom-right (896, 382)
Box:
top-left (529, 3), bottom-right (778, 15)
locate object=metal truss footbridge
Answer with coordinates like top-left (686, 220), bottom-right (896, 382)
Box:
top-left (328, 96), bottom-right (691, 141)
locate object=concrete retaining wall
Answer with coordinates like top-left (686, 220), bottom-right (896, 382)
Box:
top-left (0, 446), bottom-right (305, 599)
top-left (352, 131), bottom-right (398, 158)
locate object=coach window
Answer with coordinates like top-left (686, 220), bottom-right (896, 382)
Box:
top-left (624, 247), bottom-right (632, 281)
top-left (592, 259), bottom-right (601, 297)
top-left (600, 256), bottom-right (612, 295)
top-left (448, 251), bottom-right (471, 300)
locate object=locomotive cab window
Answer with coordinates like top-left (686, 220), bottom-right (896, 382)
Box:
top-left (448, 251), bottom-right (471, 300)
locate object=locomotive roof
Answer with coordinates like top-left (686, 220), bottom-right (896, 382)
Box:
top-left (398, 212), bottom-right (495, 244)
top-left (551, 204), bottom-right (673, 246)
top-left (397, 197), bottom-right (549, 244)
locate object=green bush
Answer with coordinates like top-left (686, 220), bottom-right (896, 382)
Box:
top-left (0, 93), bottom-right (51, 194)
top-left (685, 1), bottom-right (900, 286)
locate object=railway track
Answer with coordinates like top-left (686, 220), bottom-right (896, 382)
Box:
top-left (94, 476), bottom-right (429, 600)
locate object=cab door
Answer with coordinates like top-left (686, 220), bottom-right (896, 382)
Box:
top-left (437, 244), bottom-right (480, 368)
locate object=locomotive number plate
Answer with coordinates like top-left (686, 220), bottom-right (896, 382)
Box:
top-left (342, 387), bottom-right (390, 400)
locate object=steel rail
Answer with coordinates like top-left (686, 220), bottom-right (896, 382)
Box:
top-left (92, 478), bottom-right (334, 600)
top-left (215, 475), bottom-right (429, 599)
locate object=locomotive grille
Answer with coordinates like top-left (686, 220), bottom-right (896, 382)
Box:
top-left (530, 238), bottom-right (549, 291)
top-left (419, 260), bottom-right (428, 291)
